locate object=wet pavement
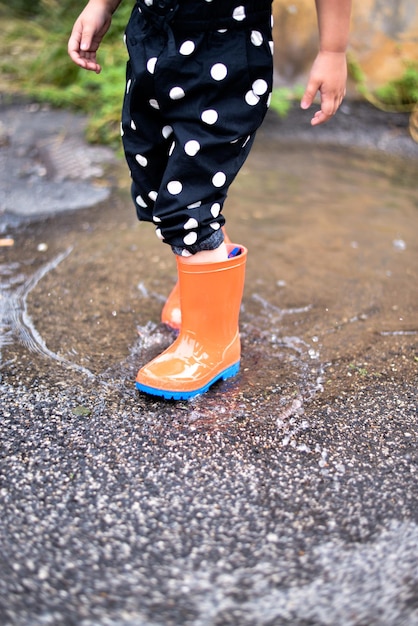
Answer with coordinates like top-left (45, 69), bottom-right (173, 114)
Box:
top-left (0, 101), bottom-right (418, 625)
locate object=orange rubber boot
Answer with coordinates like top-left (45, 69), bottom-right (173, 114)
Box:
top-left (136, 243), bottom-right (247, 400)
top-left (161, 228), bottom-right (231, 330)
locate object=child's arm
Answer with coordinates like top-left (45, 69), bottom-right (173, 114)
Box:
top-left (68, 0), bottom-right (122, 74)
top-left (301, 0), bottom-right (352, 126)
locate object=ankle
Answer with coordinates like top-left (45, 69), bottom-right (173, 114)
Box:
top-left (181, 242), bottom-right (228, 265)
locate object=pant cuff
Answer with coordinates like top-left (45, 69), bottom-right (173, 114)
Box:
top-left (171, 229), bottom-right (224, 256)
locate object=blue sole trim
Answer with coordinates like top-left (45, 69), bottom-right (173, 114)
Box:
top-left (136, 361), bottom-right (240, 401)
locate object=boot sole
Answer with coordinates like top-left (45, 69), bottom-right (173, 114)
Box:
top-left (136, 361), bottom-right (240, 401)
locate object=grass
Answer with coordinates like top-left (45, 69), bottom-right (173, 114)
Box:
top-left (0, 1), bottom-right (131, 146)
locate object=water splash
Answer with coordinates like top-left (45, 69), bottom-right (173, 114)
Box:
top-left (252, 293), bottom-right (312, 319)
top-left (380, 330), bottom-right (418, 336)
top-left (0, 248), bottom-right (95, 378)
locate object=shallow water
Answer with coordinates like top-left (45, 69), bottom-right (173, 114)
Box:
top-left (1, 131), bottom-right (417, 422)
top-left (1, 108), bottom-right (418, 626)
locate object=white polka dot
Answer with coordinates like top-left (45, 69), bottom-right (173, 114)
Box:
top-left (201, 109), bottom-right (218, 125)
top-left (218, 28), bottom-right (228, 33)
top-left (187, 200), bottom-right (202, 209)
top-left (148, 191), bottom-right (158, 202)
top-left (169, 86), bottom-right (185, 100)
top-left (210, 222), bottom-right (221, 230)
top-left (162, 125), bottom-right (173, 139)
top-left (269, 41), bottom-right (274, 54)
top-left (144, 0), bottom-right (153, 5)
top-left (136, 195), bottom-right (147, 208)
top-left (149, 99), bottom-right (160, 109)
top-left (242, 135), bottom-right (251, 148)
top-left (135, 154), bottom-right (148, 167)
top-left (169, 141), bottom-right (175, 156)
top-left (184, 140), bottom-right (200, 156)
top-left (155, 228), bottom-right (164, 240)
top-left (167, 180), bottom-right (182, 195)
top-left (184, 232), bottom-right (198, 246)
top-left (181, 249), bottom-right (192, 257)
top-left (184, 218), bottom-right (198, 230)
top-left (211, 203), bottom-right (221, 218)
top-left (147, 57), bottom-right (157, 73)
top-left (245, 90), bottom-right (260, 106)
top-left (179, 40), bottom-right (195, 55)
top-left (130, 119), bottom-right (136, 131)
top-left (251, 30), bottom-right (263, 46)
top-left (126, 79), bottom-right (132, 94)
top-left (153, 215), bottom-right (161, 223)
top-left (210, 63), bottom-right (228, 81)
top-left (267, 93), bottom-right (272, 107)
top-left (123, 34), bottom-right (127, 46)
top-left (120, 122), bottom-right (124, 137)
top-left (252, 79), bottom-right (268, 96)
top-left (212, 172), bottom-right (227, 187)
top-left (232, 6), bottom-right (246, 21)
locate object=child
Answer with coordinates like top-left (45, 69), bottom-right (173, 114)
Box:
top-left (68, 0), bottom-right (351, 400)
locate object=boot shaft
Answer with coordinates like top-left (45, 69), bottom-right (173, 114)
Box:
top-left (176, 244), bottom-right (247, 343)
top-left (136, 244), bottom-right (247, 399)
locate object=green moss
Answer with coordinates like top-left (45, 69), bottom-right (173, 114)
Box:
top-left (348, 53), bottom-right (417, 113)
top-left (374, 63), bottom-right (418, 107)
top-left (269, 86), bottom-right (304, 118)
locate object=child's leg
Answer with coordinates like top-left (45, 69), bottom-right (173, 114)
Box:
top-left (124, 4), bottom-right (273, 397)
top-left (148, 26), bottom-right (272, 256)
top-left (121, 58), bottom-right (172, 223)
top-left (123, 6), bottom-right (273, 256)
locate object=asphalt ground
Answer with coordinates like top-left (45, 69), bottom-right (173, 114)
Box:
top-left (0, 100), bottom-right (417, 625)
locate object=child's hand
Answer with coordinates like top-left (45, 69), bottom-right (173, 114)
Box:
top-left (68, 2), bottom-right (113, 74)
top-left (300, 51), bottom-right (347, 126)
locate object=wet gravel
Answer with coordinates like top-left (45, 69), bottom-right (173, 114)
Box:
top-left (1, 99), bottom-right (418, 625)
top-left (1, 371), bottom-right (418, 625)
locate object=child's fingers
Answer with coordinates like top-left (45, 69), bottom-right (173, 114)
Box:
top-left (301, 82), bottom-right (345, 126)
top-left (310, 109), bottom-right (329, 126)
top-left (301, 50), bottom-right (347, 125)
top-left (68, 24), bottom-right (82, 61)
top-left (68, 25), bottom-right (101, 73)
top-left (79, 28), bottom-right (99, 54)
top-left (317, 93), bottom-right (337, 123)
top-left (313, 89), bottom-right (345, 125)
top-left (68, 48), bottom-right (101, 73)
top-left (300, 86), bottom-right (315, 111)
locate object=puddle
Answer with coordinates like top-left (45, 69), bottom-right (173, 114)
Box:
top-left (0, 103), bottom-right (115, 223)
top-left (1, 127), bottom-right (417, 425)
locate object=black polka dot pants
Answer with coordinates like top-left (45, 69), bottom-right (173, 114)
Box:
top-left (122, 0), bottom-right (273, 256)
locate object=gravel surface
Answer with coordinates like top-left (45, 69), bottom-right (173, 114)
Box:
top-left (0, 99), bottom-right (417, 625)
top-left (1, 373), bottom-right (417, 625)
